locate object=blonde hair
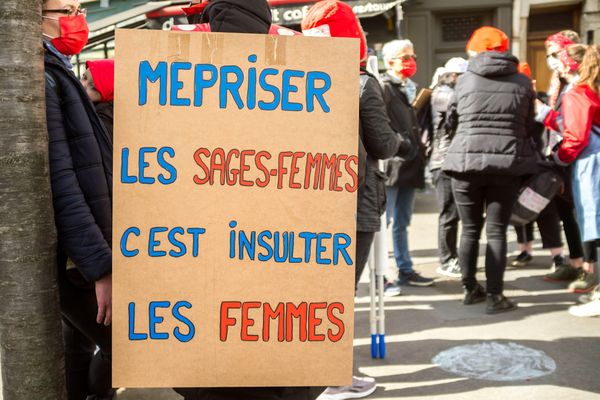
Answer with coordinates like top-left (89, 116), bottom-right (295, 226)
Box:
top-left (560, 30), bottom-right (581, 44)
top-left (567, 43), bottom-right (587, 65)
top-left (579, 45), bottom-right (600, 92)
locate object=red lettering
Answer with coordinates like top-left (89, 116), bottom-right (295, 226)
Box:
top-left (289, 152), bottom-right (305, 189)
top-left (344, 156), bottom-right (359, 193)
top-left (263, 302), bottom-right (285, 342)
top-left (332, 155), bottom-right (346, 192)
top-left (286, 302), bottom-right (308, 342)
top-left (241, 302), bottom-right (261, 341)
top-left (224, 148), bottom-right (240, 186)
top-left (304, 153), bottom-right (322, 190)
top-left (320, 154), bottom-right (337, 191)
top-left (192, 148), bottom-right (211, 185)
top-left (308, 302), bottom-right (327, 341)
top-left (277, 151), bottom-right (293, 189)
top-left (220, 301), bottom-right (241, 341)
top-left (255, 151), bottom-right (271, 188)
top-left (327, 303), bottom-right (345, 342)
top-left (210, 148), bottom-right (226, 186)
top-left (239, 150), bottom-right (255, 187)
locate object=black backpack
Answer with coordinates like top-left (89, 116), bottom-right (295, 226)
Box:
top-left (510, 166), bottom-right (564, 226)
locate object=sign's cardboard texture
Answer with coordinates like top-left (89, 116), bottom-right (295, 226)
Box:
top-left (113, 29), bottom-right (359, 387)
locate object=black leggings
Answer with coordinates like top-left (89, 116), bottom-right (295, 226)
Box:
top-left (451, 174), bottom-right (520, 295)
top-left (58, 268), bottom-right (113, 400)
top-left (355, 231), bottom-right (376, 290)
top-left (515, 200), bottom-right (562, 248)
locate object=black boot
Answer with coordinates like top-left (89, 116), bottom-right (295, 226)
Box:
top-left (486, 294), bottom-right (517, 314)
top-left (463, 283), bottom-right (486, 305)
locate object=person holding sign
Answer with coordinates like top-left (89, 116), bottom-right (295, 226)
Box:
top-left (302, 1), bottom-right (414, 398)
top-left (42, 0), bottom-right (114, 399)
top-left (172, 2), bottom-right (322, 399)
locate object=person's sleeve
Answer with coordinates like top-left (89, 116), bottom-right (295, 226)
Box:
top-left (444, 91), bottom-right (458, 133)
top-left (359, 77), bottom-right (409, 160)
top-left (542, 109), bottom-right (561, 132)
top-left (45, 79), bottom-right (112, 282)
top-left (554, 91), bottom-right (593, 165)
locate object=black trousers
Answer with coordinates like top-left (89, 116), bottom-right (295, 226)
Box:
top-left (515, 199), bottom-right (562, 248)
top-left (58, 268), bottom-right (113, 400)
top-left (432, 169), bottom-right (459, 264)
top-left (355, 231), bottom-right (376, 290)
top-left (451, 173), bottom-right (520, 295)
top-left (555, 195), bottom-right (584, 259)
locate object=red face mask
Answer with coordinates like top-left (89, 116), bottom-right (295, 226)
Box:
top-left (44, 14), bottom-right (89, 56)
top-left (400, 57), bottom-right (417, 78)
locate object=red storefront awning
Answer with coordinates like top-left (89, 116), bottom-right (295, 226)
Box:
top-left (147, 0), bottom-right (403, 26)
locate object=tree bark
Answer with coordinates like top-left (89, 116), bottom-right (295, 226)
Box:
top-left (0, 1), bottom-right (67, 399)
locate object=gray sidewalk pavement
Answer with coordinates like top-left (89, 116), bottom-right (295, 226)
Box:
top-left (7, 190), bottom-right (596, 400)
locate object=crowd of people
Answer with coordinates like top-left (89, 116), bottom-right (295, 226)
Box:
top-left (40, 0), bottom-right (599, 399)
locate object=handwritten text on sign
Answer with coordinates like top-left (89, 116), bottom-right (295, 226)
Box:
top-left (113, 30), bottom-right (359, 387)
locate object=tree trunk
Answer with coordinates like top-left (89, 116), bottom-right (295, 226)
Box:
top-left (0, 1), bottom-right (67, 399)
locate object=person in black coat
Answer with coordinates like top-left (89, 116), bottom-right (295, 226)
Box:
top-left (379, 39), bottom-right (434, 290)
top-left (442, 27), bottom-right (538, 314)
top-left (43, 0), bottom-right (114, 398)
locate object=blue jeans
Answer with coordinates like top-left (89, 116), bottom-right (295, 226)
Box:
top-left (386, 186), bottom-right (416, 274)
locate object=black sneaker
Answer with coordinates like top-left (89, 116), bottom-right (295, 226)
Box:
top-left (511, 251), bottom-right (533, 267)
top-left (552, 255), bottom-right (567, 270)
top-left (486, 294), bottom-right (517, 314)
top-left (463, 283), bottom-right (486, 305)
top-left (398, 271), bottom-right (435, 287)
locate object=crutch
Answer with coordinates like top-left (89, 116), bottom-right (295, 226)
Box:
top-left (369, 161), bottom-right (387, 359)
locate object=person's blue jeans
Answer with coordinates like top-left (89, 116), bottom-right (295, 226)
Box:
top-left (386, 186), bottom-right (416, 275)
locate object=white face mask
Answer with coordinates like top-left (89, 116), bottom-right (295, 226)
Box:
top-left (546, 56), bottom-right (562, 72)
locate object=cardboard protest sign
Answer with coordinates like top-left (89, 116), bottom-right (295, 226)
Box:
top-left (113, 29), bottom-right (359, 388)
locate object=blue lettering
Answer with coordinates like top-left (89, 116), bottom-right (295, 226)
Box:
top-left (273, 232), bottom-right (288, 263)
top-left (306, 71), bottom-right (331, 113)
top-left (187, 227), bottom-right (206, 257)
top-left (170, 62), bottom-right (192, 106)
top-left (168, 227), bottom-right (186, 257)
top-left (139, 147), bottom-right (157, 184)
top-left (316, 233), bottom-right (332, 265)
top-left (172, 301), bottom-right (195, 343)
top-left (148, 227), bottom-right (168, 257)
top-left (288, 233), bottom-right (302, 263)
top-left (257, 231), bottom-right (273, 262)
top-left (239, 230), bottom-right (256, 261)
top-left (139, 61), bottom-right (167, 106)
top-left (220, 65), bottom-right (244, 109)
top-left (333, 233), bottom-right (353, 266)
top-left (149, 301), bottom-right (170, 340)
top-left (157, 147), bottom-right (177, 184)
top-left (194, 64), bottom-right (217, 107)
top-left (128, 302), bottom-right (148, 340)
top-left (282, 70), bottom-right (304, 112)
top-left (120, 227), bottom-right (140, 257)
top-left (258, 68), bottom-right (280, 111)
top-left (120, 148), bottom-right (137, 184)
top-left (299, 232), bottom-right (317, 263)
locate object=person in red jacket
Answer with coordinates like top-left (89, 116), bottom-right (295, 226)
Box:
top-left (554, 45), bottom-right (600, 317)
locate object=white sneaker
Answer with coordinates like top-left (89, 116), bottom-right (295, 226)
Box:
top-left (317, 376), bottom-right (377, 400)
top-left (569, 299), bottom-right (600, 317)
top-left (578, 287), bottom-right (600, 304)
top-left (436, 258), bottom-right (461, 278)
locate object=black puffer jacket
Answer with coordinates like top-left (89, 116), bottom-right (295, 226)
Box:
top-left (442, 51), bottom-right (538, 175)
top-left (429, 84), bottom-right (455, 171)
top-left (379, 74), bottom-right (426, 188)
top-left (45, 50), bottom-right (113, 282)
top-left (357, 73), bottom-right (411, 232)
